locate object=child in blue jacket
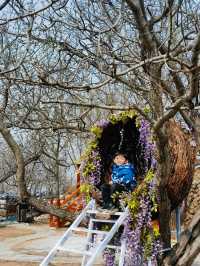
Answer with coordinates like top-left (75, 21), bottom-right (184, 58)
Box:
top-left (101, 152), bottom-right (137, 209)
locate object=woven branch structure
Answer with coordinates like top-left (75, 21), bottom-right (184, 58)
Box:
top-left (166, 120), bottom-right (195, 208)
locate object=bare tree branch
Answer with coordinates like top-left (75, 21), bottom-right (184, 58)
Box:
top-left (41, 100), bottom-right (152, 122)
top-left (0, 153), bottom-right (41, 183)
top-left (0, 0), bottom-right (11, 11)
top-left (0, 0), bottom-right (61, 25)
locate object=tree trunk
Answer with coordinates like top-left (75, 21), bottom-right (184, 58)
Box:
top-left (162, 208), bottom-right (200, 266)
top-left (55, 162), bottom-right (60, 198)
top-left (0, 126), bottom-right (28, 200)
top-left (155, 129), bottom-right (172, 249)
top-left (28, 197), bottom-right (76, 221)
top-left (158, 184), bottom-right (171, 249)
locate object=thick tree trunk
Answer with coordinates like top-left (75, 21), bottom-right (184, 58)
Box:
top-left (162, 208), bottom-right (200, 266)
top-left (29, 197), bottom-right (76, 221)
top-left (158, 185), bottom-right (171, 249)
top-left (155, 129), bottom-right (172, 249)
top-left (0, 126), bottom-right (28, 200)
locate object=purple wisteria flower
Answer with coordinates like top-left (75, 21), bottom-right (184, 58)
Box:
top-left (103, 248), bottom-right (116, 266)
top-left (88, 148), bottom-right (101, 185)
top-left (96, 119), bottom-right (110, 128)
top-left (139, 119), bottom-right (157, 170)
top-left (121, 181), bottom-right (161, 266)
top-left (80, 148), bottom-right (101, 186)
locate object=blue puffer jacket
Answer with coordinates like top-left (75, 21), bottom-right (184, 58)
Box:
top-left (111, 163), bottom-right (136, 188)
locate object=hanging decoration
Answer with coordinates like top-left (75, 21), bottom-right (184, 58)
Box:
top-left (118, 128), bottom-right (124, 151)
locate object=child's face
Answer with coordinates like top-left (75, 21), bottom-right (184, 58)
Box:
top-left (113, 154), bottom-right (127, 165)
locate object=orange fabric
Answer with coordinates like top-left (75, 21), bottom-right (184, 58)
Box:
top-left (48, 188), bottom-right (84, 227)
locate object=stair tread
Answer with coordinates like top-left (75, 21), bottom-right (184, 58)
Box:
top-left (91, 218), bottom-right (116, 223)
top-left (58, 246), bottom-right (92, 255)
top-left (106, 244), bottom-right (121, 250)
top-left (87, 210), bottom-right (123, 215)
top-left (88, 242), bottom-right (121, 250)
top-left (72, 227), bottom-right (109, 234)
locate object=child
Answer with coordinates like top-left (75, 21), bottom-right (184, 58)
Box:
top-left (101, 152), bottom-right (137, 209)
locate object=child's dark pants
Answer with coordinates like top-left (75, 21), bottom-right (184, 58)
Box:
top-left (101, 183), bottom-right (131, 208)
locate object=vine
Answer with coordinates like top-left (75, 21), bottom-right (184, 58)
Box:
top-left (80, 183), bottom-right (93, 203)
top-left (122, 170), bottom-right (161, 265)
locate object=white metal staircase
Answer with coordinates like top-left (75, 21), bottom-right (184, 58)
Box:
top-left (40, 199), bottom-right (128, 266)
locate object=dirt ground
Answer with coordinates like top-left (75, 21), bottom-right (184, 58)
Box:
top-left (0, 221), bottom-right (199, 266)
top-left (0, 261), bottom-right (38, 266)
top-left (0, 226), bottom-right (34, 239)
top-left (0, 222), bottom-right (103, 266)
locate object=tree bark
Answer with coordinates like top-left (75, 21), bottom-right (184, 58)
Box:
top-left (155, 128), bottom-right (172, 249)
top-left (162, 208), bottom-right (200, 266)
top-left (28, 197), bottom-right (76, 221)
top-left (0, 125), bottom-right (28, 200)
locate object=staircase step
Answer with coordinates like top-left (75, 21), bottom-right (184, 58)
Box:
top-left (91, 218), bottom-right (116, 223)
top-left (72, 228), bottom-right (109, 235)
top-left (106, 244), bottom-right (121, 250)
top-left (87, 210), bottom-right (123, 215)
top-left (88, 242), bottom-right (121, 250)
top-left (57, 246), bottom-right (92, 256)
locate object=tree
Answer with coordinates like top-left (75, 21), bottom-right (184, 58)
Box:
top-left (162, 207), bottom-right (200, 266)
top-left (0, 0), bottom-right (199, 249)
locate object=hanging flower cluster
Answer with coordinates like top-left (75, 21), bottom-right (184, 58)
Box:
top-left (95, 119), bottom-right (110, 128)
top-left (80, 146), bottom-right (101, 186)
top-left (79, 145), bottom-right (102, 204)
top-left (103, 248), bottom-right (116, 266)
top-left (139, 119), bottom-right (157, 170)
top-left (122, 170), bottom-right (161, 265)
